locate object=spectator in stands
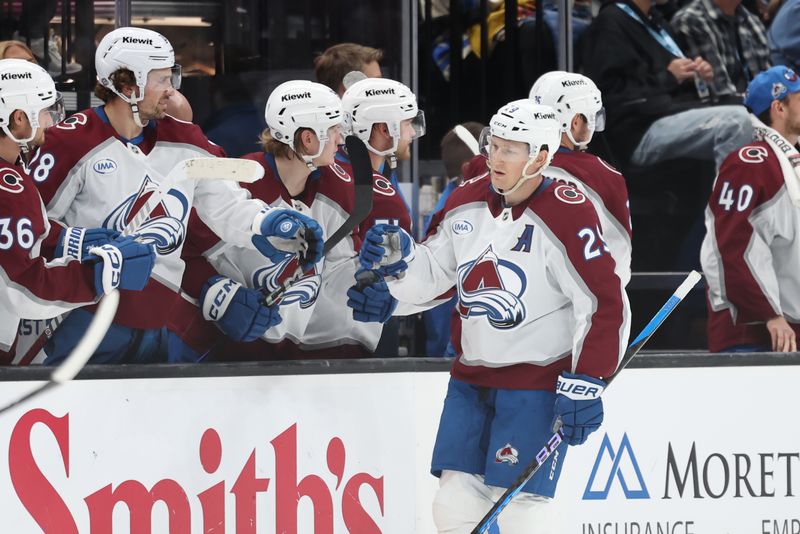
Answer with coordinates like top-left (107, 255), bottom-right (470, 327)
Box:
top-left (314, 43), bottom-right (383, 97)
top-left (767, 0), bottom-right (799, 69)
top-left (672, 0), bottom-right (771, 99)
top-left (0, 40), bottom-right (36, 63)
top-left (422, 121), bottom-right (484, 357)
top-left (701, 66), bottom-right (800, 353)
top-left (582, 0), bottom-right (753, 171)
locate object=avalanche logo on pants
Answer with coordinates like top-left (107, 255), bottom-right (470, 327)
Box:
top-left (104, 176), bottom-right (188, 255)
top-left (495, 443), bottom-right (519, 465)
top-left (456, 246), bottom-right (526, 329)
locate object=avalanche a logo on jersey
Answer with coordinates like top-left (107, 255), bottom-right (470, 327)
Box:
top-left (104, 176), bottom-right (188, 255)
top-left (456, 245), bottom-right (526, 329)
top-left (253, 256), bottom-right (320, 308)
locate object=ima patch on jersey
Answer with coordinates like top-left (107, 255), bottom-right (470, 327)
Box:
top-left (104, 176), bottom-right (189, 254)
top-left (252, 256), bottom-right (321, 309)
top-left (456, 245), bottom-right (526, 329)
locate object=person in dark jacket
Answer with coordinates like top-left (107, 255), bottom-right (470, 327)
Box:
top-left (582, 0), bottom-right (753, 170)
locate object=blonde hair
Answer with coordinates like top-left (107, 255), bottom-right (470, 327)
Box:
top-left (0, 40), bottom-right (37, 63)
top-left (258, 128), bottom-right (313, 159)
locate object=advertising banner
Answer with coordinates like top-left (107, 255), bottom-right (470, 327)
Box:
top-left (1, 365), bottom-right (798, 533)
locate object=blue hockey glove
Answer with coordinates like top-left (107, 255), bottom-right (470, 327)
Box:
top-left (200, 275), bottom-right (282, 342)
top-left (87, 237), bottom-right (156, 292)
top-left (87, 243), bottom-right (123, 297)
top-left (55, 226), bottom-right (120, 262)
top-left (358, 224), bottom-right (414, 277)
top-left (347, 270), bottom-right (398, 323)
top-left (553, 372), bottom-right (606, 446)
top-left (252, 208), bottom-right (324, 270)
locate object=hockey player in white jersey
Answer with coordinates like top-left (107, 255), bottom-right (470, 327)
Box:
top-left (358, 101), bottom-right (629, 532)
top-left (0, 59), bottom-right (155, 364)
top-left (171, 80), bottom-right (373, 360)
top-left (530, 71), bottom-right (632, 285)
top-left (28, 27), bottom-right (322, 364)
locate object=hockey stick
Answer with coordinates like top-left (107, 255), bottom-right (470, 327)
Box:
top-left (472, 270), bottom-right (703, 533)
top-left (15, 157), bottom-right (263, 367)
top-left (0, 289), bottom-right (120, 416)
top-left (262, 135), bottom-right (374, 306)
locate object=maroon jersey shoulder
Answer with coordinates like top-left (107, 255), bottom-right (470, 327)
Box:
top-left (155, 115), bottom-right (226, 157)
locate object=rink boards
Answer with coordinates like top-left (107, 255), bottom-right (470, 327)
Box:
top-left (0, 355), bottom-right (798, 533)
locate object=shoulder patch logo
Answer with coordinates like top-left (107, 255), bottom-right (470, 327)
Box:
top-left (372, 175), bottom-right (396, 197)
top-left (0, 169), bottom-right (24, 194)
top-left (451, 219), bottom-right (473, 235)
top-left (93, 158), bottom-right (118, 175)
top-left (329, 162), bottom-right (352, 182)
top-left (738, 145), bottom-right (769, 164)
top-left (554, 184), bottom-right (586, 204)
top-left (55, 112), bottom-right (88, 130)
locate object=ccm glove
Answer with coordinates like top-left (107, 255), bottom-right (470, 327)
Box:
top-left (252, 208), bottom-right (324, 270)
top-left (200, 275), bottom-right (282, 342)
top-left (347, 270), bottom-right (398, 323)
top-left (55, 227), bottom-right (120, 262)
top-left (553, 372), bottom-right (606, 446)
top-left (358, 224), bottom-right (414, 277)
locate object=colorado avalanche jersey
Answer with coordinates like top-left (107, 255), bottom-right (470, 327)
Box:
top-left (28, 107), bottom-right (269, 331)
top-left (0, 162), bottom-right (97, 360)
top-left (173, 153), bottom-right (382, 356)
top-left (334, 149), bottom-right (413, 240)
top-left (701, 141), bottom-right (800, 351)
top-left (388, 175), bottom-right (630, 390)
top-left (548, 149), bottom-right (632, 285)
top-left (464, 152), bottom-right (632, 285)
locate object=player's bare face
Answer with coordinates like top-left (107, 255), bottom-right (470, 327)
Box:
top-left (140, 68), bottom-right (176, 121)
top-left (488, 137), bottom-right (529, 190)
top-left (311, 125), bottom-right (343, 167)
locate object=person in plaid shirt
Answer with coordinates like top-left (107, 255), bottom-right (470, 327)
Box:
top-left (672, 0), bottom-right (771, 99)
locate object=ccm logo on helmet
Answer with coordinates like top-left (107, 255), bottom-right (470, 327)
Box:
top-left (121, 36), bottom-right (154, 45)
top-left (365, 88), bottom-right (396, 97)
top-left (561, 79), bottom-right (587, 87)
top-left (281, 92), bottom-right (311, 102)
top-left (0, 72), bottom-right (33, 81)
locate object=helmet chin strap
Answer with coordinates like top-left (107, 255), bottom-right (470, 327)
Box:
top-left (129, 101), bottom-right (147, 128)
top-left (2, 123), bottom-right (37, 159)
top-left (566, 128), bottom-right (594, 151)
top-left (365, 136), bottom-right (400, 169)
top-left (494, 158), bottom-right (546, 197)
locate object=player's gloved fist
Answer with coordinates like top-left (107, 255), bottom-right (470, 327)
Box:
top-left (87, 243), bottom-right (123, 297)
top-left (252, 208), bottom-right (324, 269)
top-left (55, 226), bottom-right (120, 262)
top-left (200, 275), bottom-right (282, 342)
top-left (347, 270), bottom-right (398, 323)
top-left (358, 224), bottom-right (414, 277)
top-left (87, 237), bottom-right (155, 292)
top-left (552, 372), bottom-right (606, 446)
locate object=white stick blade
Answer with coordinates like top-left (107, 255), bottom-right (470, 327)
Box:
top-left (182, 158), bottom-right (264, 183)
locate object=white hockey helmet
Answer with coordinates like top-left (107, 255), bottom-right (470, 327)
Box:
top-left (0, 59), bottom-right (64, 147)
top-left (341, 77), bottom-right (425, 166)
top-left (529, 71), bottom-right (605, 149)
top-left (265, 80), bottom-right (343, 168)
top-left (95, 27), bottom-right (181, 126)
top-left (479, 99), bottom-right (561, 196)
